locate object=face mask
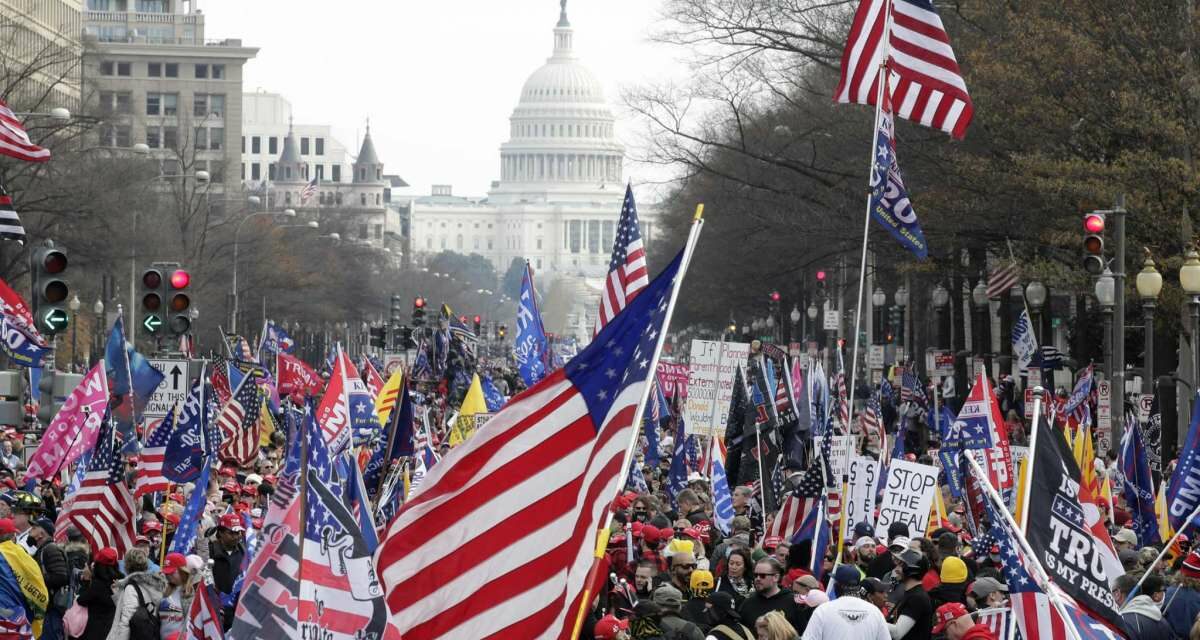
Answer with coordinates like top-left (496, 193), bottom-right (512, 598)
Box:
top-left (633, 512), bottom-right (648, 523)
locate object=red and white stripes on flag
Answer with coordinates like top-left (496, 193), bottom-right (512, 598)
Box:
top-left (765, 493), bottom-right (820, 542)
top-left (61, 430), bottom-right (136, 555)
top-left (975, 608), bottom-right (1009, 639)
top-left (595, 184), bottom-right (649, 334)
top-left (0, 99), bottom-right (50, 162)
top-left (217, 378), bottom-right (261, 466)
top-left (834, 0), bottom-right (973, 139)
top-left (986, 262), bottom-right (1020, 299)
top-left (184, 583), bottom-right (226, 640)
top-left (134, 416), bottom-right (171, 498)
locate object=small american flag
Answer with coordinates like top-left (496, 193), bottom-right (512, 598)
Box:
top-left (986, 261), bottom-right (1020, 299)
top-left (835, 0), bottom-right (973, 139)
top-left (975, 608), bottom-right (1010, 639)
top-left (184, 582), bottom-right (226, 640)
top-left (216, 377), bottom-right (261, 466)
top-left (300, 176), bottom-right (319, 204)
top-left (594, 183), bottom-right (649, 334)
top-left (134, 412), bottom-right (173, 497)
top-left (0, 185), bottom-right (26, 244)
top-left (60, 418), bottom-right (136, 555)
top-left (0, 98), bottom-right (50, 162)
top-left (766, 462), bottom-right (823, 541)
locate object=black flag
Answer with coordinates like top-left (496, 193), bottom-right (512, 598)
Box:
top-left (1024, 417), bottom-right (1127, 636)
top-left (723, 366), bottom-right (750, 487)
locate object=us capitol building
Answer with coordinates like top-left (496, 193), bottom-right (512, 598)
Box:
top-left (405, 2), bottom-right (660, 343)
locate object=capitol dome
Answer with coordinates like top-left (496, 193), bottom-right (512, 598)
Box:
top-left (491, 2), bottom-right (625, 204)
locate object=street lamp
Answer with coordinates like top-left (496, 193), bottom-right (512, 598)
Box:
top-left (894, 286), bottom-right (909, 356)
top-left (92, 298), bottom-right (104, 364)
top-left (231, 208), bottom-right (297, 333)
top-left (68, 294), bottom-right (80, 369)
top-left (1136, 249), bottom-right (1163, 393)
top-left (872, 287), bottom-right (886, 345)
top-left (1095, 268), bottom-right (1116, 381)
top-left (971, 281), bottom-right (988, 358)
top-left (1182, 246), bottom-right (1200, 386)
top-left (1025, 281), bottom-right (1047, 344)
top-left (932, 282), bottom-right (950, 349)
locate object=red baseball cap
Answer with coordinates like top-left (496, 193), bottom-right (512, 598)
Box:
top-left (93, 548), bottom-right (119, 567)
top-left (240, 485), bottom-right (258, 497)
top-left (762, 535), bottom-right (783, 551)
top-left (932, 602), bottom-right (970, 633)
top-left (262, 475), bottom-right (276, 485)
top-left (134, 536), bottom-right (150, 546)
top-left (0, 519), bottom-right (16, 535)
top-left (1, 479), bottom-right (15, 490)
top-left (641, 525), bottom-right (661, 543)
top-left (165, 513), bottom-right (181, 527)
top-left (161, 552), bottom-right (188, 575)
top-left (218, 513), bottom-right (245, 533)
top-left (219, 467), bottom-right (236, 478)
top-left (221, 481), bottom-right (240, 494)
top-left (593, 614), bottom-right (629, 640)
top-left (142, 521), bottom-right (163, 534)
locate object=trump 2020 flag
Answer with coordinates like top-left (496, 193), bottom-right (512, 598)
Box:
top-left (1120, 419), bottom-right (1160, 547)
top-left (710, 437), bottom-right (734, 535)
top-left (23, 362), bottom-right (108, 482)
top-left (1167, 392), bottom-right (1200, 530)
top-left (869, 78), bottom-right (928, 259)
top-left (514, 262), bottom-right (549, 386)
top-left (1012, 309), bottom-right (1039, 373)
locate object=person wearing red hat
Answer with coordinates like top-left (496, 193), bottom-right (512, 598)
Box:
top-left (638, 525), bottom-right (669, 575)
top-left (158, 552), bottom-right (196, 640)
top-left (209, 513), bottom-right (246, 608)
top-left (592, 613), bottom-right (630, 640)
top-left (76, 549), bottom-right (121, 640)
top-left (931, 602), bottom-right (996, 640)
top-left (1164, 549), bottom-right (1200, 638)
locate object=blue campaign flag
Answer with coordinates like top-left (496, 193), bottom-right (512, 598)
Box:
top-left (0, 316), bottom-right (47, 368)
top-left (341, 455), bottom-right (380, 554)
top-left (514, 263), bottom-right (549, 386)
top-left (363, 381), bottom-right (414, 495)
top-left (626, 457), bottom-right (649, 494)
top-left (163, 379), bottom-right (210, 483)
top-left (642, 382), bottom-right (666, 467)
top-left (711, 444), bottom-right (734, 535)
top-left (127, 345), bottom-right (164, 413)
top-left (104, 316), bottom-right (131, 397)
top-left (809, 361), bottom-right (829, 438)
top-left (666, 412), bottom-right (688, 508)
top-left (1120, 417), bottom-right (1161, 546)
top-left (1167, 392), bottom-right (1200, 531)
top-left (480, 375), bottom-right (505, 412)
top-left (260, 320), bottom-right (296, 354)
top-left (169, 459), bottom-right (210, 555)
top-left (869, 79), bottom-right (928, 260)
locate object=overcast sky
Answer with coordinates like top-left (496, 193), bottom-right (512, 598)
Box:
top-left (199, 0), bottom-right (684, 198)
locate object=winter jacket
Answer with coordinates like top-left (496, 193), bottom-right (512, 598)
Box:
top-left (34, 540), bottom-right (70, 594)
top-left (957, 622), bottom-right (999, 640)
top-left (928, 582), bottom-right (968, 610)
top-left (715, 575), bottom-right (752, 607)
top-left (1119, 594), bottom-right (1175, 640)
top-left (105, 570), bottom-right (167, 640)
top-left (208, 540), bottom-right (245, 595)
top-left (1162, 585), bottom-right (1200, 639)
top-left (73, 574), bottom-right (117, 640)
top-left (660, 612), bottom-right (705, 640)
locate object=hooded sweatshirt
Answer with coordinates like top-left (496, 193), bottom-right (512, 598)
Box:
top-left (106, 570), bottom-right (168, 640)
top-left (1119, 594), bottom-right (1174, 640)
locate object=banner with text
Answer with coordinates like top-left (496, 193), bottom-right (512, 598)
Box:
top-left (685, 340), bottom-right (751, 436)
top-left (875, 459), bottom-right (939, 540)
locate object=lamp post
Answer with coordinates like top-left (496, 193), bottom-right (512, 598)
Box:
top-left (932, 282), bottom-right (950, 350)
top-left (1136, 249), bottom-right (1163, 394)
top-left (894, 286), bottom-right (909, 358)
top-left (971, 281), bottom-right (988, 359)
top-left (1094, 268), bottom-right (1116, 382)
top-left (92, 298), bottom-right (104, 365)
top-left (68, 294), bottom-right (80, 370)
top-left (790, 305), bottom-right (801, 345)
top-left (1182, 246), bottom-right (1200, 386)
top-left (872, 287), bottom-right (886, 345)
top-left (231, 207), bottom-right (297, 333)
top-left (1025, 281), bottom-right (1048, 345)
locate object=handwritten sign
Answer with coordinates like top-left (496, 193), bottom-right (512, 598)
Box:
top-left (875, 459), bottom-right (939, 540)
top-left (846, 456), bottom-right (881, 534)
top-left (684, 340), bottom-right (751, 436)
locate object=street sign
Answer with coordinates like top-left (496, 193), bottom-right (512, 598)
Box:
top-left (1138, 393), bottom-right (1154, 425)
top-left (144, 358), bottom-right (188, 419)
top-left (789, 342), bottom-right (802, 358)
top-left (868, 345), bottom-right (884, 369)
top-left (42, 309), bottom-right (68, 332)
top-left (823, 310), bottom-right (839, 331)
top-left (382, 352), bottom-right (405, 377)
top-left (142, 314), bottom-right (162, 333)
top-left (927, 350), bottom-right (954, 377)
top-left (1024, 388), bottom-right (1034, 421)
top-left (1096, 380), bottom-right (1112, 456)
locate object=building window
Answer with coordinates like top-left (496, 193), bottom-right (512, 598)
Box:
top-left (440, 237), bottom-right (447, 249)
top-left (146, 93), bottom-right (178, 116)
top-left (209, 128), bottom-right (223, 150)
top-left (211, 65), bottom-right (225, 79)
top-left (300, 138), bottom-right (309, 155)
top-left (569, 220), bottom-right (582, 253)
top-left (251, 163), bottom-right (261, 180)
top-left (602, 221), bottom-right (614, 249)
top-left (240, 136), bottom-right (245, 153)
top-left (193, 127), bottom-right (206, 150)
top-left (195, 64), bottom-right (208, 79)
top-left (474, 238), bottom-right (480, 250)
top-left (285, 192), bottom-right (292, 204)
top-left (163, 126), bottom-right (177, 149)
top-left (331, 165), bottom-right (341, 182)
top-left (315, 138), bottom-right (324, 155)
top-left (374, 225), bottom-right (383, 239)
top-left (100, 124), bottom-right (131, 147)
top-left (99, 61), bottom-right (114, 76)
top-left (360, 193), bottom-right (367, 206)
top-left (268, 137), bottom-right (277, 154)
top-left (240, 163), bottom-right (245, 180)
top-left (536, 258), bottom-right (542, 269)
top-left (148, 62), bottom-right (161, 77)
top-left (588, 220), bottom-right (600, 253)
top-left (137, 0), bottom-right (167, 11)
top-left (251, 136), bottom-right (261, 153)
top-left (487, 239), bottom-right (493, 250)
top-left (193, 94), bottom-right (224, 117)
top-left (335, 192), bottom-right (343, 205)
top-left (268, 163), bottom-right (276, 181)
top-left (427, 237), bottom-right (433, 249)
top-left (315, 165), bottom-right (324, 180)
top-left (536, 237), bottom-right (543, 250)
top-left (456, 234), bottom-right (463, 250)
top-left (99, 91), bottom-right (131, 115)
top-left (165, 63), bottom-right (178, 77)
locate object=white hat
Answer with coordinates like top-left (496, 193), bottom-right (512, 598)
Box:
top-left (889, 535), bottom-right (911, 550)
top-left (854, 536), bottom-right (877, 550)
top-left (245, 473), bottom-right (263, 486)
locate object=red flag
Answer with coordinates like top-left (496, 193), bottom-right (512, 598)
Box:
top-left (277, 352), bottom-right (320, 397)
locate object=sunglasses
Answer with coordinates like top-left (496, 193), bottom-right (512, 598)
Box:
top-left (754, 572), bottom-right (778, 578)
top-left (676, 564), bottom-right (697, 570)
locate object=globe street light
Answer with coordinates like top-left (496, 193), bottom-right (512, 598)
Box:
top-left (1095, 268), bottom-right (1116, 381)
top-left (872, 287), bottom-right (886, 345)
top-left (1136, 249), bottom-right (1163, 393)
top-left (932, 283), bottom-right (950, 350)
top-left (1025, 281), bottom-right (1047, 344)
top-left (1182, 246), bottom-right (1200, 386)
top-left (972, 281), bottom-right (988, 358)
top-left (894, 286), bottom-right (909, 355)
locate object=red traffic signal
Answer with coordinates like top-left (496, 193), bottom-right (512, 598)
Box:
top-left (169, 269), bottom-right (190, 289)
top-left (1084, 213), bottom-right (1105, 234)
top-left (41, 249), bottom-right (67, 274)
top-left (769, 291), bottom-right (781, 302)
top-left (816, 270), bottom-right (826, 282)
top-left (473, 315), bottom-right (481, 324)
top-left (414, 297), bottom-right (426, 309)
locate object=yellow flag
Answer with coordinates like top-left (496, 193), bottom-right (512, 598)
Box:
top-left (376, 369), bottom-right (405, 425)
top-left (258, 397), bottom-right (275, 447)
top-left (1014, 453), bottom-right (1030, 527)
top-left (449, 374), bottom-right (488, 446)
top-left (930, 485), bottom-right (948, 532)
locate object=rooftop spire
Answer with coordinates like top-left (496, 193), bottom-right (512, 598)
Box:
top-left (557, 0), bottom-right (569, 27)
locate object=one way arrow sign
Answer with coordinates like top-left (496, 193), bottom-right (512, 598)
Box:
top-left (145, 358), bottom-right (190, 419)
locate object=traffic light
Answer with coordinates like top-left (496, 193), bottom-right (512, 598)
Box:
top-left (31, 242), bottom-right (69, 335)
top-left (165, 266), bottom-right (192, 336)
top-left (498, 324), bottom-right (507, 340)
top-left (1082, 212), bottom-right (1106, 275)
top-left (139, 267), bottom-right (165, 334)
top-left (368, 325), bottom-right (388, 349)
top-left (473, 315), bottom-right (482, 334)
top-left (816, 270), bottom-right (827, 299)
top-left (412, 297), bottom-right (426, 328)
top-left (390, 295), bottom-right (402, 328)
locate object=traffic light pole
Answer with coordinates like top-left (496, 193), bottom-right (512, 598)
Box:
top-left (1112, 197), bottom-right (1126, 445)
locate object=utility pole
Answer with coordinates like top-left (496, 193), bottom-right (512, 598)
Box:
top-left (1112, 195), bottom-right (1127, 445)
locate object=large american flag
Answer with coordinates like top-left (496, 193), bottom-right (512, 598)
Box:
top-left (375, 249), bottom-right (686, 639)
top-left (595, 184), bottom-right (649, 334)
top-left (134, 413), bottom-right (173, 498)
top-left (217, 377), bottom-right (261, 466)
top-left (0, 185), bottom-right (26, 244)
top-left (834, 0), bottom-right (973, 139)
top-left (61, 419), bottom-right (136, 555)
top-left (0, 98), bottom-right (50, 162)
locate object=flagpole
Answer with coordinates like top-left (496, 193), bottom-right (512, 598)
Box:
top-left (846, 0), bottom-right (895, 443)
top-left (705, 331), bottom-right (730, 442)
top-left (569, 204), bottom-right (706, 640)
top-left (1017, 386), bottom-right (1044, 531)
top-left (963, 451), bottom-right (1085, 640)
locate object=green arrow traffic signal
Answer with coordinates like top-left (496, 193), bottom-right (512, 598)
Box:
top-left (42, 309), bottom-right (68, 332)
top-left (143, 314), bottom-right (162, 333)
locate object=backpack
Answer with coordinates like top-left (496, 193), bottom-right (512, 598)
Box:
top-left (127, 585), bottom-right (160, 640)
